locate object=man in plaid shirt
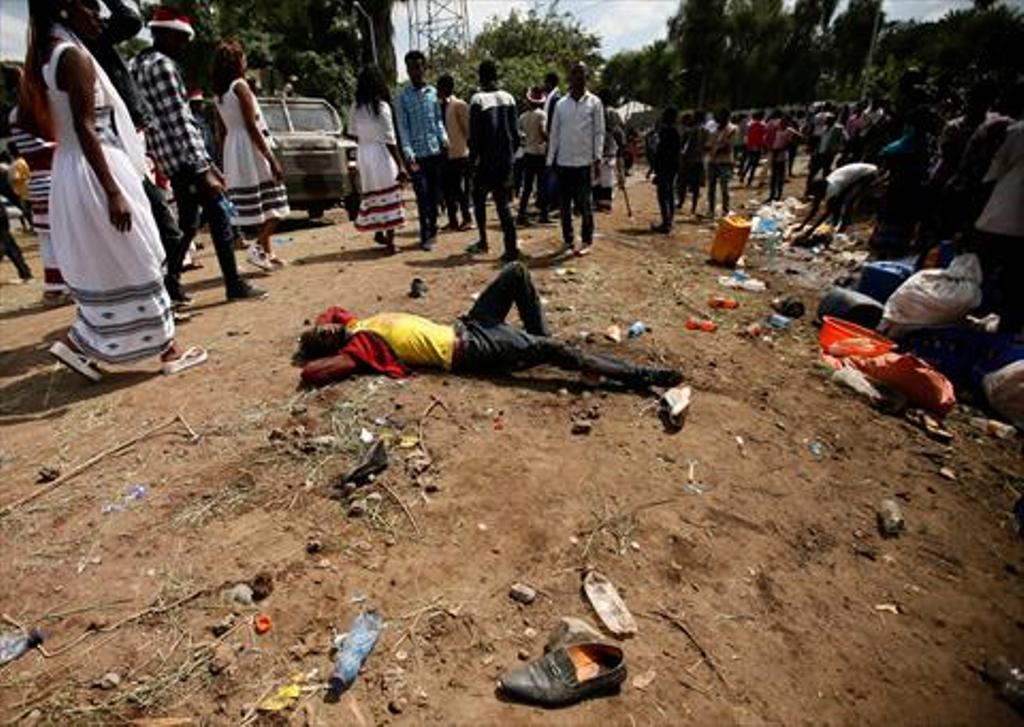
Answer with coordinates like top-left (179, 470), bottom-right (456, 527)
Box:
top-left (130, 9), bottom-right (264, 301)
top-left (395, 50), bottom-right (448, 251)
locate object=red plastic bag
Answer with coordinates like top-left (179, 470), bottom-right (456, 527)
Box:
top-left (851, 353), bottom-right (956, 417)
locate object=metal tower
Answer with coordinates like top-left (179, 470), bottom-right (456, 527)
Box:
top-left (407, 0), bottom-right (471, 56)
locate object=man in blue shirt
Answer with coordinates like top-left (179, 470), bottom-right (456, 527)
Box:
top-left (395, 51), bottom-right (448, 251)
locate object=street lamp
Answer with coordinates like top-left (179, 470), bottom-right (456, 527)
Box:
top-left (353, 1), bottom-right (379, 66)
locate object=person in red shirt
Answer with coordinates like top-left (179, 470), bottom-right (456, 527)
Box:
top-left (742, 110), bottom-right (766, 186)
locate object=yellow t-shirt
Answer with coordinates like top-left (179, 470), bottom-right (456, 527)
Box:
top-left (350, 313), bottom-right (456, 370)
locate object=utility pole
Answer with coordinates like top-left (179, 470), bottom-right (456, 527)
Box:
top-left (861, 0), bottom-right (883, 99)
top-left (353, 1), bottom-right (378, 66)
top-left (407, 0), bottom-right (470, 56)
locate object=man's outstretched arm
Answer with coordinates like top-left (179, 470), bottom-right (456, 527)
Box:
top-left (99, 0), bottom-right (144, 45)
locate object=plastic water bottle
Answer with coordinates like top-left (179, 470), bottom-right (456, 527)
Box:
top-left (328, 611), bottom-right (382, 697)
top-left (627, 321), bottom-right (648, 339)
top-left (0, 630), bottom-right (43, 665)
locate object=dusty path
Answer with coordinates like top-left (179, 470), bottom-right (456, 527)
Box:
top-left (0, 169), bottom-right (1021, 725)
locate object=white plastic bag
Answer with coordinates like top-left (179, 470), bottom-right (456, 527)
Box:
top-left (983, 361), bottom-right (1024, 430)
top-left (880, 254), bottom-right (983, 336)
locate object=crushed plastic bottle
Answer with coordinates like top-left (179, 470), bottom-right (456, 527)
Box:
top-left (627, 321), bottom-right (648, 339)
top-left (0, 630), bottom-right (43, 665)
top-left (328, 611), bottom-right (383, 697)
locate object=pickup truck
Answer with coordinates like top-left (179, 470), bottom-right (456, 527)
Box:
top-left (259, 96), bottom-right (360, 220)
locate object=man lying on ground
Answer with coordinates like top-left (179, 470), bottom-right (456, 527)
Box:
top-left (795, 162), bottom-right (883, 244)
top-left (297, 262), bottom-right (683, 390)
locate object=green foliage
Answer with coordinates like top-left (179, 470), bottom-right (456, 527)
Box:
top-left (600, 41), bottom-right (682, 108)
top-left (428, 8), bottom-right (602, 103)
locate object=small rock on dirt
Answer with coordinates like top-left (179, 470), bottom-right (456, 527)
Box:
top-left (509, 583), bottom-right (537, 605)
top-left (571, 420), bottom-right (593, 436)
top-left (348, 499), bottom-right (368, 518)
top-left (94, 672), bottom-right (121, 690)
top-left (267, 428), bottom-right (286, 442)
top-left (227, 583), bottom-right (254, 606)
top-left (209, 643), bottom-right (237, 676)
top-left (517, 649), bottom-right (531, 661)
top-left (632, 669), bottom-right (657, 690)
top-left (365, 492), bottom-right (384, 505)
top-left (388, 698), bottom-right (407, 714)
top-left (36, 466), bottom-right (61, 484)
top-left (211, 614), bottom-right (236, 637)
top-left (305, 539), bottom-right (323, 555)
top-left (939, 467), bottom-right (957, 481)
top-left (523, 627), bottom-right (538, 640)
top-left (877, 499), bottom-right (905, 538)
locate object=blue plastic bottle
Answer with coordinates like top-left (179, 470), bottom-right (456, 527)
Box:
top-left (0, 630), bottom-right (43, 665)
top-left (328, 611), bottom-right (382, 697)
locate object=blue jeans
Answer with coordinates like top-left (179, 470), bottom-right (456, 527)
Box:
top-left (411, 154), bottom-right (443, 246)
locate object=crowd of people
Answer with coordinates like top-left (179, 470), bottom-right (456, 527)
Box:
top-left (1, 0), bottom-right (1021, 386)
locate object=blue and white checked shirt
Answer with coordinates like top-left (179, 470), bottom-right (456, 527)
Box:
top-left (395, 83), bottom-right (448, 162)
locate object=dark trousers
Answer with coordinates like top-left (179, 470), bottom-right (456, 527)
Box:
top-left (557, 165), bottom-right (594, 246)
top-left (142, 177), bottom-right (186, 300)
top-left (657, 172), bottom-right (677, 228)
top-left (411, 154), bottom-right (443, 245)
top-left (769, 156), bottom-right (787, 201)
top-left (707, 162), bottom-right (732, 217)
top-left (455, 262), bottom-right (649, 386)
top-left (0, 206), bottom-right (31, 280)
top-left (171, 170), bottom-right (244, 296)
top-left (473, 175), bottom-right (518, 258)
top-left (971, 231), bottom-right (1024, 334)
top-left (677, 161), bottom-right (703, 212)
top-left (805, 152), bottom-right (836, 194)
top-left (743, 149), bottom-right (762, 185)
top-left (442, 156), bottom-right (471, 228)
top-left (518, 153), bottom-right (548, 221)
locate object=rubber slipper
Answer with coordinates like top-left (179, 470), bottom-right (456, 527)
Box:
top-left (49, 341), bottom-right (102, 382)
top-left (173, 311), bottom-right (193, 323)
top-left (162, 346), bottom-right (208, 376)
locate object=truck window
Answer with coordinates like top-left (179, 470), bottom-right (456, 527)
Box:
top-left (287, 104), bottom-right (340, 134)
top-left (261, 100), bottom-right (290, 133)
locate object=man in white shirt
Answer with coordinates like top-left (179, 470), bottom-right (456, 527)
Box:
top-left (796, 162), bottom-right (881, 242)
top-left (546, 62), bottom-right (605, 256)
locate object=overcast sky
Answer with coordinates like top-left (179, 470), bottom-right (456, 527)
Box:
top-left (0, 0), bottom-right (983, 63)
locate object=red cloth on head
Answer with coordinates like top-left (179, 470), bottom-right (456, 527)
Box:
top-left (315, 306), bottom-right (359, 327)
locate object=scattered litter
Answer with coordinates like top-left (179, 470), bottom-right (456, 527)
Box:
top-left (809, 441), bottom-right (824, 458)
top-left (227, 584), bottom-right (254, 606)
top-left (627, 321), bottom-right (648, 339)
top-left (983, 656), bottom-right (1024, 710)
top-left (660, 385), bottom-right (693, 431)
top-left (342, 440), bottom-right (389, 485)
top-left (583, 570), bottom-right (637, 637)
top-left (0, 630), bottom-right (43, 665)
top-left (735, 436), bottom-right (746, 455)
top-left (708, 296), bottom-right (739, 309)
top-left (968, 417), bottom-right (1017, 440)
top-left (359, 428), bottom-right (375, 445)
top-left (632, 669), bottom-right (657, 690)
top-left (686, 317), bottom-right (717, 333)
top-left (258, 682), bottom-right (303, 712)
top-left (509, 583), bottom-right (538, 605)
top-left (409, 278), bottom-right (428, 299)
top-left (874, 603), bottom-right (900, 615)
top-left (604, 325), bottom-right (623, 343)
top-left (328, 611), bottom-right (383, 698)
top-left (101, 483), bottom-right (150, 514)
top-left (832, 367), bottom-right (883, 404)
top-left (877, 499), bottom-right (905, 538)
top-left (718, 271), bottom-right (766, 292)
top-left (905, 409), bottom-right (954, 444)
top-left (772, 296), bottom-right (805, 319)
top-left (94, 672), bottom-right (121, 690)
top-left (939, 467), bottom-right (957, 482)
top-left (254, 614), bottom-right (273, 635)
top-left (766, 314), bottom-right (792, 330)
top-left (499, 640), bottom-right (626, 707)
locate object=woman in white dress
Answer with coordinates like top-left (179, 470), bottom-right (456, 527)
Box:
top-left (348, 67), bottom-right (406, 253)
top-left (212, 39), bottom-right (289, 271)
top-left (18, 0), bottom-right (205, 381)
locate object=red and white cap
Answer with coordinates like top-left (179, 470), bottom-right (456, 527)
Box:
top-left (187, 89), bottom-right (204, 102)
top-left (148, 7), bottom-right (196, 39)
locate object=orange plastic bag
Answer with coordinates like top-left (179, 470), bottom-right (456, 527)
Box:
top-left (851, 353), bottom-right (956, 417)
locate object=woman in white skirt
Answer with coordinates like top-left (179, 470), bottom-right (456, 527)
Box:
top-left (19, 0), bottom-right (205, 381)
top-left (348, 67), bottom-right (406, 253)
top-left (213, 39), bottom-right (289, 271)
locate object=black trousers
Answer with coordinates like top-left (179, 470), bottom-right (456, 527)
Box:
top-left (442, 156), bottom-right (471, 228)
top-left (454, 262), bottom-right (648, 386)
top-left (473, 174), bottom-right (517, 258)
top-left (518, 153), bottom-right (548, 220)
top-left (557, 165), bottom-right (594, 246)
top-left (171, 170), bottom-right (244, 296)
top-left (142, 177), bottom-right (186, 300)
top-left (971, 231), bottom-right (1024, 334)
top-left (769, 155), bottom-right (787, 201)
top-left (0, 206), bottom-right (31, 280)
top-left (743, 149), bottom-right (761, 185)
top-left (656, 171), bottom-right (677, 228)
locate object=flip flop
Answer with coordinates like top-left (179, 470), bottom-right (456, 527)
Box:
top-left (173, 311), bottom-right (193, 323)
top-left (49, 341), bottom-right (102, 382)
top-left (161, 346), bottom-right (208, 376)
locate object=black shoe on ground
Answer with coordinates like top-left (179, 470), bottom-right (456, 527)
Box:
top-left (499, 642), bottom-right (626, 708)
top-left (227, 282), bottom-right (268, 301)
top-left (466, 240), bottom-right (489, 255)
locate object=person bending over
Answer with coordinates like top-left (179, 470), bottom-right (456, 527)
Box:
top-left (298, 263), bottom-right (682, 391)
top-left (795, 162), bottom-right (882, 244)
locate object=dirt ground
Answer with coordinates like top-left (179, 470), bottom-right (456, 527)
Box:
top-left (1, 164), bottom-right (1022, 726)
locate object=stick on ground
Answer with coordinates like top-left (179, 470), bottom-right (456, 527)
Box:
top-left (647, 609), bottom-right (731, 690)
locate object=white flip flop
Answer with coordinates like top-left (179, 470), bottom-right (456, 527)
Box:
top-left (161, 346), bottom-right (208, 376)
top-left (49, 341), bottom-right (102, 382)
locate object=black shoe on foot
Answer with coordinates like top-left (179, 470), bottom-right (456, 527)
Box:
top-left (466, 240), bottom-right (489, 255)
top-left (635, 368), bottom-right (683, 390)
top-left (500, 249), bottom-right (521, 263)
top-left (227, 282), bottom-right (268, 301)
